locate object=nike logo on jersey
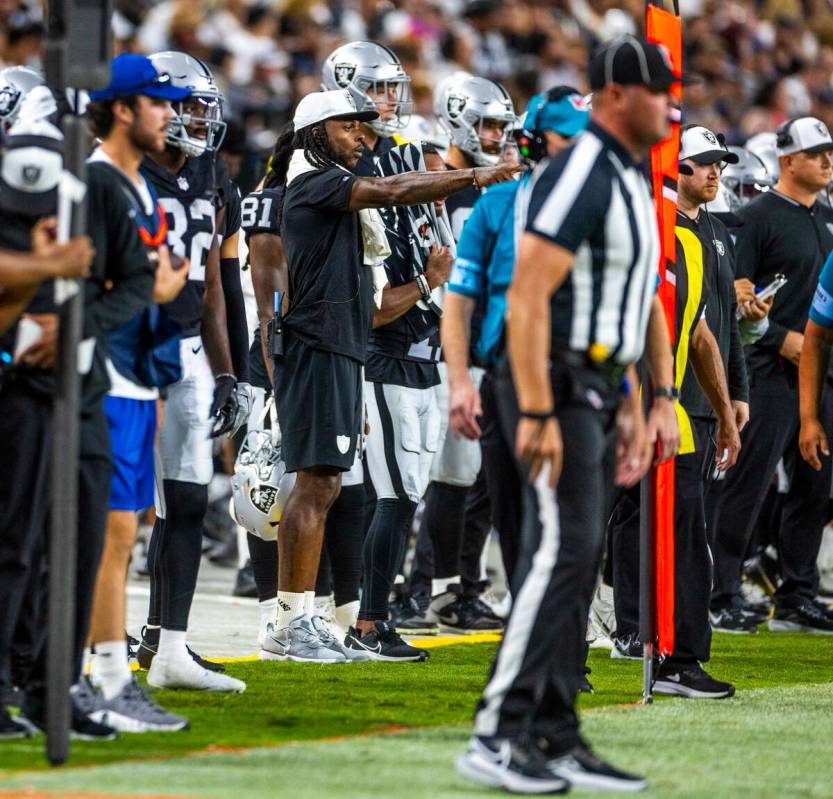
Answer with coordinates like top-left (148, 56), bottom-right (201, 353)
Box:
top-left (192, 344), bottom-right (202, 354)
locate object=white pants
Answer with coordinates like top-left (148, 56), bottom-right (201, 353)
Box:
top-left (365, 381), bottom-right (440, 503)
top-left (428, 362), bottom-right (483, 487)
top-left (156, 336), bottom-right (216, 487)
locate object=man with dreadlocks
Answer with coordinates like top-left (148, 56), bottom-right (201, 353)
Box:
top-left (260, 89), bottom-right (520, 663)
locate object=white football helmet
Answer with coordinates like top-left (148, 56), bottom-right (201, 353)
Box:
top-left (721, 146), bottom-right (771, 209)
top-left (745, 131), bottom-right (779, 182)
top-left (230, 401), bottom-right (295, 541)
top-left (434, 73), bottom-right (515, 166)
top-left (0, 66), bottom-right (45, 130)
top-left (321, 41), bottom-right (413, 138)
top-left (149, 51), bottom-right (226, 157)
top-left (399, 113), bottom-right (450, 151)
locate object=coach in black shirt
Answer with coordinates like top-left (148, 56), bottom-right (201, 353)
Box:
top-left (262, 89), bottom-right (518, 661)
top-left (710, 115), bottom-right (833, 633)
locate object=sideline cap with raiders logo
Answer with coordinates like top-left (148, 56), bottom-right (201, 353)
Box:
top-left (679, 125), bottom-right (739, 166)
top-left (0, 119), bottom-right (63, 216)
top-left (293, 89), bottom-right (379, 130)
top-left (775, 116), bottom-right (833, 156)
top-left (588, 35), bottom-right (680, 92)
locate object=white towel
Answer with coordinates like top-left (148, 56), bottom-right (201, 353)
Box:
top-left (286, 149), bottom-right (389, 308)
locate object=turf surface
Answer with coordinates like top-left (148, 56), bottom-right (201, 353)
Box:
top-left (1, 630), bottom-right (832, 797)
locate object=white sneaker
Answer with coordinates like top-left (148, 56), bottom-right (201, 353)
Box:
top-left (260, 615), bottom-right (347, 663)
top-left (310, 615), bottom-right (370, 662)
top-left (147, 656), bottom-right (246, 693)
top-left (313, 595), bottom-right (344, 640)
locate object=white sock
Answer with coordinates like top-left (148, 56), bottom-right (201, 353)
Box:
top-left (277, 591), bottom-right (306, 629)
top-left (304, 590), bottom-right (315, 617)
top-left (157, 628), bottom-right (188, 663)
top-left (335, 600), bottom-right (359, 631)
top-left (90, 640), bottom-right (131, 700)
top-left (432, 576), bottom-right (460, 597)
top-left (236, 525), bottom-right (249, 569)
top-left (81, 646), bottom-right (94, 678)
top-left (259, 597), bottom-right (278, 630)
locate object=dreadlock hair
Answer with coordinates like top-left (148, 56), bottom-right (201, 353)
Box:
top-left (267, 119), bottom-right (340, 188)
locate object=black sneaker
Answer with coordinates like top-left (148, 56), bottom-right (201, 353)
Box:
top-left (811, 597), bottom-right (833, 621)
top-left (580, 664), bottom-right (594, 694)
top-left (769, 600), bottom-right (833, 634)
top-left (0, 705), bottom-right (29, 739)
top-left (19, 695), bottom-right (118, 741)
top-left (393, 593), bottom-right (438, 635)
top-left (735, 595), bottom-right (771, 624)
top-left (610, 632), bottom-right (642, 660)
top-left (456, 735), bottom-right (569, 794)
top-left (125, 631), bottom-right (140, 661)
top-left (232, 559), bottom-right (257, 598)
top-left (653, 662), bottom-right (735, 699)
top-left (137, 626), bottom-right (226, 672)
top-left (542, 739), bottom-right (646, 792)
top-left (344, 622), bottom-right (429, 662)
top-left (1, 684), bottom-right (23, 708)
top-left (709, 606), bottom-right (759, 634)
top-left (429, 593), bottom-right (504, 634)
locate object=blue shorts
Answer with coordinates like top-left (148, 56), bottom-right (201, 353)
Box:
top-left (105, 395), bottom-right (156, 511)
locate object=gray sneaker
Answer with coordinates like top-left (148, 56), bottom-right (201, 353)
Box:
top-left (90, 677), bottom-right (189, 733)
top-left (310, 615), bottom-right (371, 662)
top-left (260, 615), bottom-right (347, 663)
top-left (71, 677), bottom-right (102, 716)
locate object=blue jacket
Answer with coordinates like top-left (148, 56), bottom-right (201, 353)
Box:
top-left (448, 178), bottom-right (526, 366)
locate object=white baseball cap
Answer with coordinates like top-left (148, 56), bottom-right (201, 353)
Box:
top-left (292, 89), bottom-right (379, 130)
top-left (679, 125), bottom-right (739, 166)
top-left (775, 116), bottom-right (833, 156)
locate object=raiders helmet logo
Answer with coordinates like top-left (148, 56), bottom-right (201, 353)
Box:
top-left (334, 62), bottom-right (356, 88)
top-left (250, 485), bottom-right (277, 515)
top-left (447, 93), bottom-right (467, 120)
top-left (0, 87), bottom-right (18, 117)
top-left (702, 130), bottom-right (718, 145)
top-left (816, 121), bottom-right (829, 139)
top-left (21, 165), bottom-right (41, 185)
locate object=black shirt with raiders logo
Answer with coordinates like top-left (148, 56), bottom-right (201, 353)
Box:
top-left (280, 167), bottom-right (374, 363)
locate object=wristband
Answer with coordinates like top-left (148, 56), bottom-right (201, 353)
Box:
top-left (520, 410), bottom-right (554, 422)
top-left (655, 385), bottom-right (680, 402)
top-left (415, 272), bottom-right (432, 301)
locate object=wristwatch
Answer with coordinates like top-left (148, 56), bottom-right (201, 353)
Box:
top-left (655, 385), bottom-right (680, 402)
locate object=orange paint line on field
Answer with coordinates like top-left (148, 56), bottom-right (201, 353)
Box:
top-left (0, 792), bottom-right (202, 799)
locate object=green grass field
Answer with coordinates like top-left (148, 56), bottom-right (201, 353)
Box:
top-left (1, 630), bottom-right (832, 798)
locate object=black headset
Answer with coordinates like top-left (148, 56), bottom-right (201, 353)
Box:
top-left (513, 86), bottom-right (581, 164)
top-left (775, 117), bottom-right (800, 150)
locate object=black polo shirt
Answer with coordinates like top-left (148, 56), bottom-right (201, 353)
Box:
top-left (280, 166), bottom-right (374, 363)
top-left (734, 189), bottom-right (833, 379)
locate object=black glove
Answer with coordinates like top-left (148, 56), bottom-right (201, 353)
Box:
top-left (209, 373), bottom-right (239, 438)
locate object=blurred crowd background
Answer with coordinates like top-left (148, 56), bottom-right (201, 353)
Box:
top-left (3, 0), bottom-right (833, 193)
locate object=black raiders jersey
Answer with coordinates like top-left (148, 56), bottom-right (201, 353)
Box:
top-left (354, 135), bottom-right (399, 178)
top-left (240, 186), bottom-right (283, 239)
top-left (444, 172), bottom-right (481, 242)
top-left (219, 175), bottom-right (242, 243)
top-left (141, 152), bottom-right (220, 337)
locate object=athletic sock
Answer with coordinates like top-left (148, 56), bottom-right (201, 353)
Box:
top-left (90, 640), bottom-right (131, 700)
top-left (259, 597), bottom-right (278, 631)
top-left (335, 600), bottom-right (360, 631)
top-left (157, 628), bottom-right (188, 664)
top-left (304, 590), bottom-right (315, 617)
top-left (432, 575), bottom-right (460, 597)
top-left (276, 591), bottom-right (305, 629)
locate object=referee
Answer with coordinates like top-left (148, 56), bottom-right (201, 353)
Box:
top-left (457, 37), bottom-right (680, 793)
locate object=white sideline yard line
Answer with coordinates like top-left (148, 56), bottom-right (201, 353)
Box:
top-left (127, 584), bottom-right (257, 607)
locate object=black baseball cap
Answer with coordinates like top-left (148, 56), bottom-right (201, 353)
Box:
top-left (589, 36), bottom-right (681, 92)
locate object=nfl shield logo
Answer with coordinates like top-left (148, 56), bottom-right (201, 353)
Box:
top-left (177, 176), bottom-right (189, 191)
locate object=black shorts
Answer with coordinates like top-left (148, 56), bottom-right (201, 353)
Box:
top-left (273, 334), bottom-right (363, 473)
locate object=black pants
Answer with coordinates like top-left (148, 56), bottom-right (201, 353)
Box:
top-left (710, 368), bottom-right (833, 608)
top-left (474, 364), bottom-right (618, 747)
top-left (610, 417), bottom-right (715, 663)
top-left (0, 382), bottom-right (112, 700)
top-left (480, 363), bottom-right (523, 592)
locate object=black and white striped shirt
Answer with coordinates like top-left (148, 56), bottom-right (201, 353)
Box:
top-left (525, 121), bottom-right (659, 365)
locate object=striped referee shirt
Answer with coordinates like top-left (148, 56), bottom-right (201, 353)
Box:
top-left (525, 121), bottom-right (660, 365)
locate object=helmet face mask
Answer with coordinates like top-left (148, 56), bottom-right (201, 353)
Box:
top-left (721, 145), bottom-right (772, 209)
top-left (149, 51), bottom-right (226, 157)
top-left (322, 41), bottom-right (413, 138)
top-left (436, 75), bottom-right (515, 166)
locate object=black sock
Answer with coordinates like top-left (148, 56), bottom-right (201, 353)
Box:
top-left (315, 547), bottom-right (333, 597)
top-left (146, 515), bottom-right (164, 627)
top-left (155, 480), bottom-right (207, 631)
top-left (360, 497), bottom-right (417, 620)
top-left (246, 533), bottom-right (278, 601)
top-left (325, 483), bottom-right (365, 607)
top-left (421, 482), bottom-right (469, 581)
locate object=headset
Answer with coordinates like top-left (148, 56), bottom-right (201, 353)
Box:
top-left (775, 117), bottom-right (800, 150)
top-left (513, 86), bottom-right (581, 163)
